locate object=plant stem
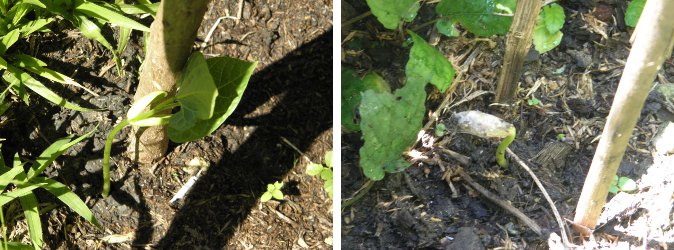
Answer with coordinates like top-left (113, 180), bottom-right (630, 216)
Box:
top-left (102, 119), bottom-right (130, 197)
top-left (496, 127), bottom-right (516, 168)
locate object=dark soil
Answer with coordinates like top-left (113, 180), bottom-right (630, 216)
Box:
top-left (342, 0), bottom-right (673, 249)
top-left (1, 0), bottom-right (332, 249)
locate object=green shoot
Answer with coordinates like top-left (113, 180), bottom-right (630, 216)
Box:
top-left (453, 110), bottom-right (516, 168)
top-left (609, 175), bottom-right (637, 194)
top-left (306, 150), bottom-right (333, 198)
top-left (260, 181), bottom-right (284, 202)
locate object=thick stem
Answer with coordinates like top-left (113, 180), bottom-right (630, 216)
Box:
top-left (494, 0), bottom-right (541, 103)
top-left (573, 0), bottom-right (674, 234)
top-left (130, 0), bottom-right (210, 164)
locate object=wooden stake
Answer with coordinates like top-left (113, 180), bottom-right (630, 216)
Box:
top-left (573, 0), bottom-right (674, 234)
top-left (494, 0), bottom-right (542, 103)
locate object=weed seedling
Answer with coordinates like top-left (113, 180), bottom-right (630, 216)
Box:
top-left (306, 150), bottom-right (333, 198)
top-left (261, 181), bottom-right (284, 202)
top-left (609, 175), bottom-right (637, 194)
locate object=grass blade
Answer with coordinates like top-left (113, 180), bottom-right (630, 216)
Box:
top-left (0, 242), bottom-right (34, 250)
top-left (0, 29), bottom-right (19, 54)
top-left (0, 183), bottom-right (45, 207)
top-left (13, 54), bottom-right (99, 96)
top-left (73, 14), bottom-right (122, 75)
top-left (18, 18), bottom-right (53, 37)
top-left (0, 165), bottom-right (24, 191)
top-left (116, 3), bottom-right (158, 16)
top-left (32, 177), bottom-right (101, 228)
top-left (19, 194), bottom-right (42, 250)
top-left (27, 127), bottom-right (96, 179)
top-left (74, 1), bottom-right (149, 31)
top-left (3, 64), bottom-right (93, 111)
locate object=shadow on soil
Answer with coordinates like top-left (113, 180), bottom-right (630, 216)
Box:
top-left (144, 30), bottom-right (333, 248)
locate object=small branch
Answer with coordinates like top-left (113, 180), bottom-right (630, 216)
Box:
top-left (507, 148), bottom-right (571, 248)
top-left (342, 11), bottom-right (372, 28)
top-left (342, 180), bottom-right (375, 211)
top-left (456, 167), bottom-right (543, 236)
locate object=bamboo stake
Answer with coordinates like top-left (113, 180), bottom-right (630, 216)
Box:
top-left (494, 0), bottom-right (542, 103)
top-left (573, 0), bottom-right (674, 234)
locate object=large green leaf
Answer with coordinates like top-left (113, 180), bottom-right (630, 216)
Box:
top-left (169, 52), bottom-right (218, 132)
top-left (359, 32), bottom-right (454, 180)
top-left (74, 0), bottom-right (149, 31)
top-left (625, 0), bottom-right (646, 27)
top-left (168, 56), bottom-right (254, 143)
top-left (405, 31), bottom-right (455, 92)
top-left (365, 0), bottom-right (420, 30)
top-left (359, 79), bottom-right (425, 180)
top-left (532, 5), bottom-right (564, 54)
top-left (341, 68), bottom-right (391, 132)
top-left (436, 0), bottom-right (516, 36)
top-left (32, 177), bottom-right (101, 228)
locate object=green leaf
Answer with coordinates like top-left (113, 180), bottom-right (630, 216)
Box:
top-left (541, 4), bottom-right (565, 33)
top-left (271, 190), bottom-right (283, 200)
top-left (359, 32), bottom-right (449, 180)
top-left (435, 19), bottom-right (460, 37)
top-left (0, 183), bottom-right (45, 207)
top-left (527, 97), bottom-right (541, 106)
top-left (306, 163), bottom-right (324, 176)
top-left (324, 150), bottom-right (333, 168)
top-left (27, 128), bottom-right (97, 179)
top-left (74, 1), bottom-right (149, 31)
top-left (73, 14), bottom-right (122, 72)
top-left (168, 56), bottom-right (255, 143)
top-left (116, 3), bottom-right (158, 16)
top-left (617, 176), bottom-right (637, 192)
top-left (435, 123), bottom-right (446, 137)
top-left (532, 20), bottom-right (563, 53)
top-left (18, 18), bottom-right (53, 38)
top-left (273, 181), bottom-right (283, 189)
top-left (320, 168), bottom-right (332, 181)
top-left (32, 177), bottom-right (101, 228)
top-left (0, 242), bottom-right (34, 250)
top-left (0, 165), bottom-right (24, 191)
top-left (266, 184), bottom-right (275, 192)
top-left (341, 68), bottom-right (391, 132)
top-left (19, 193), bottom-right (42, 250)
top-left (625, 0), bottom-right (646, 27)
top-left (2, 66), bottom-right (92, 111)
top-left (0, 28), bottom-right (19, 54)
top-left (365, 0), bottom-right (420, 29)
top-left (260, 192), bottom-right (272, 202)
top-left (359, 82), bottom-right (425, 180)
top-left (405, 31), bottom-right (455, 92)
top-left (127, 90), bottom-right (167, 121)
top-left (436, 0), bottom-right (516, 36)
top-left (168, 52), bottom-right (218, 133)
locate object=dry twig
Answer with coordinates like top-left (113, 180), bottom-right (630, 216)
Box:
top-left (507, 148), bottom-right (571, 248)
top-left (455, 167), bottom-right (543, 236)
